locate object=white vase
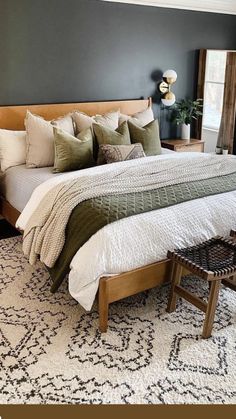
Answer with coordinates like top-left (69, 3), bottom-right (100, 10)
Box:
top-left (222, 149), bottom-right (228, 155)
top-left (181, 124), bottom-right (191, 140)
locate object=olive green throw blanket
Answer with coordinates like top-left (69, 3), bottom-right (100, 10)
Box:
top-left (49, 171), bottom-right (236, 292)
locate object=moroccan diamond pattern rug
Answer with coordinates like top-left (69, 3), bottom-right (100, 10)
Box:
top-left (0, 236), bottom-right (236, 404)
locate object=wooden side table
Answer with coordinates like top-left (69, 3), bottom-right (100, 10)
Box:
top-left (161, 138), bottom-right (205, 153)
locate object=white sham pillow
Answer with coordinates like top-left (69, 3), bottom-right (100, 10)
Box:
top-left (119, 105), bottom-right (154, 127)
top-left (0, 129), bottom-right (26, 172)
top-left (25, 111), bottom-right (54, 168)
top-left (25, 112), bottom-right (75, 168)
top-left (72, 110), bottom-right (119, 134)
top-left (51, 114), bottom-right (75, 136)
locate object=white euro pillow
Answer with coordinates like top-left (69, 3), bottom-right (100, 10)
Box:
top-left (25, 111), bottom-right (54, 168)
top-left (25, 111), bottom-right (75, 168)
top-left (0, 129), bottom-right (26, 172)
top-left (51, 114), bottom-right (75, 136)
top-left (72, 110), bottom-right (119, 134)
top-left (119, 105), bottom-right (154, 127)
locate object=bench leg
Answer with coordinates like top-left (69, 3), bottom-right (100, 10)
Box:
top-left (222, 275), bottom-right (236, 291)
top-left (202, 280), bottom-right (221, 339)
top-left (99, 278), bottom-right (109, 333)
top-left (167, 263), bottom-right (183, 313)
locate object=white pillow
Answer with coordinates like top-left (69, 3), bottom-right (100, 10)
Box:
top-left (51, 114), bottom-right (74, 136)
top-left (25, 112), bottom-right (75, 168)
top-left (119, 105), bottom-right (154, 127)
top-left (0, 129), bottom-right (26, 172)
top-left (25, 111), bottom-right (54, 168)
top-left (73, 110), bottom-right (119, 134)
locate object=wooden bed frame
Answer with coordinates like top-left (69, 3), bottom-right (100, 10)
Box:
top-left (0, 98), bottom-right (176, 332)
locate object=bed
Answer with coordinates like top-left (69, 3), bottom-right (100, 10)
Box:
top-left (0, 165), bottom-right (58, 213)
top-left (1, 98), bottom-right (236, 332)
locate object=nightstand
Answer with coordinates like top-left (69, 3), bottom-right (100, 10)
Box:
top-left (161, 138), bottom-right (205, 153)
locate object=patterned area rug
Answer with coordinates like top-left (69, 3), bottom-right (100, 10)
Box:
top-left (1, 236), bottom-right (236, 404)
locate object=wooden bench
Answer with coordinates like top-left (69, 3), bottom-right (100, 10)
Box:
top-left (167, 235), bottom-right (236, 339)
top-left (222, 230), bottom-right (236, 291)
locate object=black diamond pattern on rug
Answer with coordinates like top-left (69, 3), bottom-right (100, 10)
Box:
top-left (168, 333), bottom-right (228, 376)
top-left (0, 306), bottom-right (67, 371)
top-left (66, 312), bottom-right (154, 372)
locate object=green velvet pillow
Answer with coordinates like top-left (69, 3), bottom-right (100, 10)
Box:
top-left (53, 127), bottom-right (95, 173)
top-left (93, 121), bottom-right (131, 164)
top-left (128, 119), bottom-right (161, 156)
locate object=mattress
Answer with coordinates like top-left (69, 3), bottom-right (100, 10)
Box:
top-left (0, 148), bottom-right (174, 213)
top-left (0, 165), bottom-right (58, 212)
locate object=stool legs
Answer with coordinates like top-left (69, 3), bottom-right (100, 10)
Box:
top-left (167, 262), bottom-right (222, 339)
top-left (167, 262), bottom-right (183, 313)
top-left (202, 280), bottom-right (221, 339)
top-left (222, 276), bottom-right (236, 291)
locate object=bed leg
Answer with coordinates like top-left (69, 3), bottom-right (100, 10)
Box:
top-left (99, 278), bottom-right (109, 333)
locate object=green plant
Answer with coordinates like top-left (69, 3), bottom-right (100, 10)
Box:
top-left (172, 98), bottom-right (203, 125)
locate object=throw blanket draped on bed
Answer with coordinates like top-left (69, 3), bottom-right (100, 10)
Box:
top-left (23, 154), bottom-right (236, 280)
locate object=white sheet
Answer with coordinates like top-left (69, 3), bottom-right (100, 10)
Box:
top-left (1, 165), bottom-right (57, 212)
top-left (17, 151), bottom-right (236, 311)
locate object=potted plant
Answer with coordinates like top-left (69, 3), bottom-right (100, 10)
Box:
top-left (172, 98), bottom-right (203, 140)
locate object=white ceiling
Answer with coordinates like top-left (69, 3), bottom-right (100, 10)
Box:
top-left (101, 0), bottom-right (236, 15)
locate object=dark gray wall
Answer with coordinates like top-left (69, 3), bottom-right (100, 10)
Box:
top-left (0, 0), bottom-right (236, 137)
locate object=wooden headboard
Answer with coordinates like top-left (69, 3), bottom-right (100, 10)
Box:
top-left (0, 98), bottom-right (151, 130)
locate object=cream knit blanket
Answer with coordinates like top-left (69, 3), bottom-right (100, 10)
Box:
top-left (23, 154), bottom-right (236, 267)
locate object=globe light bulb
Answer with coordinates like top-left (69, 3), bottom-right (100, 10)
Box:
top-left (161, 91), bottom-right (176, 107)
top-left (163, 69), bottom-right (177, 85)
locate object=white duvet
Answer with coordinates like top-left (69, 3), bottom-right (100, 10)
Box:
top-left (17, 152), bottom-right (236, 310)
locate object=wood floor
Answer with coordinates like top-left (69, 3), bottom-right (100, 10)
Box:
top-left (0, 219), bottom-right (20, 240)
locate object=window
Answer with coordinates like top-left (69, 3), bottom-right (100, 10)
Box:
top-left (202, 50), bottom-right (227, 131)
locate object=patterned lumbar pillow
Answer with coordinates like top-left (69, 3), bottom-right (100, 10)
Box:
top-left (93, 121), bottom-right (131, 164)
top-left (53, 127), bottom-right (95, 173)
top-left (128, 119), bottom-right (161, 156)
top-left (99, 143), bottom-right (145, 164)
top-left (119, 105), bottom-right (154, 127)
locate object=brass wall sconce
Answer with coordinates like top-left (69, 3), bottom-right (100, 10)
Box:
top-left (159, 69), bottom-right (177, 106)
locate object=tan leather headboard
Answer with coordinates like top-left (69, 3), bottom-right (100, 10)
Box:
top-left (0, 98), bottom-right (152, 130)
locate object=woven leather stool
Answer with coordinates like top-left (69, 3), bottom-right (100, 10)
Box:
top-left (167, 236), bottom-right (236, 339)
top-left (222, 230), bottom-right (236, 292)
